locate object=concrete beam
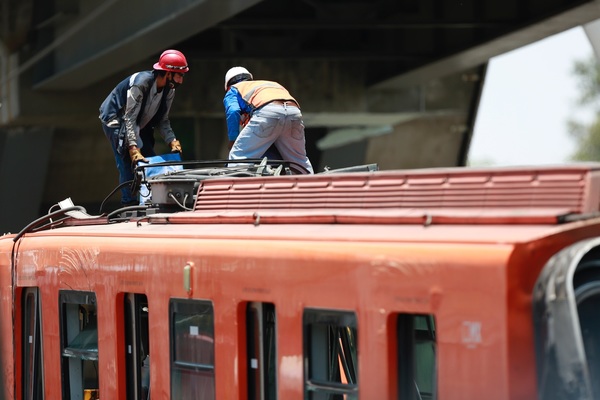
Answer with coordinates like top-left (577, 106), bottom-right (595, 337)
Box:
top-left (584, 17), bottom-right (600, 60)
top-left (33, 0), bottom-right (264, 90)
top-left (373, 0), bottom-right (600, 88)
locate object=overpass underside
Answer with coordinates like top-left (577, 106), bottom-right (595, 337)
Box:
top-left (1, 0), bottom-right (600, 232)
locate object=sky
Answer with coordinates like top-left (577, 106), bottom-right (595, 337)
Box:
top-left (468, 26), bottom-right (595, 166)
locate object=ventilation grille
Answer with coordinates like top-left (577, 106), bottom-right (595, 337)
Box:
top-left (192, 165), bottom-right (600, 216)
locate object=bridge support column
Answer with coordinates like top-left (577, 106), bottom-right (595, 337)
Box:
top-left (0, 126), bottom-right (53, 233)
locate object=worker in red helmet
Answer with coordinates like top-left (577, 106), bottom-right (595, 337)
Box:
top-left (223, 66), bottom-right (314, 174)
top-left (99, 49), bottom-right (188, 205)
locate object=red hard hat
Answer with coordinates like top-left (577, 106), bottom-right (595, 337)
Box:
top-left (153, 50), bottom-right (189, 73)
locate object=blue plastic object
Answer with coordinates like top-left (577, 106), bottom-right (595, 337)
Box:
top-left (138, 153), bottom-right (183, 204)
top-left (139, 153), bottom-right (183, 177)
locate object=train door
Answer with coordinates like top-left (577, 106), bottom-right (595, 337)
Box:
top-left (22, 287), bottom-right (44, 399)
top-left (247, 302), bottom-right (277, 400)
top-left (124, 293), bottom-right (149, 400)
top-left (397, 314), bottom-right (437, 400)
top-left (533, 237), bottom-right (600, 399)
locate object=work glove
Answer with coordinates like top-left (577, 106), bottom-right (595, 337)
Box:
top-left (129, 146), bottom-right (148, 166)
top-left (170, 139), bottom-right (182, 153)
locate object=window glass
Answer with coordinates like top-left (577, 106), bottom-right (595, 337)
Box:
top-left (304, 309), bottom-right (358, 400)
top-left (170, 299), bottom-right (215, 400)
top-left (23, 288), bottom-right (44, 400)
top-left (397, 314), bottom-right (436, 400)
top-left (575, 277), bottom-right (600, 397)
top-left (60, 291), bottom-right (99, 399)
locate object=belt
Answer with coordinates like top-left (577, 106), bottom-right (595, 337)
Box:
top-left (269, 100), bottom-right (298, 107)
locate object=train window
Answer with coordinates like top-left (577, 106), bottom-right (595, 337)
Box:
top-left (247, 302), bottom-right (277, 400)
top-left (397, 314), bottom-right (437, 400)
top-left (574, 267), bottom-right (600, 397)
top-left (170, 299), bottom-right (215, 400)
top-left (533, 240), bottom-right (600, 398)
top-left (22, 288), bottom-right (44, 399)
top-left (303, 309), bottom-right (358, 400)
top-left (59, 291), bottom-right (99, 399)
top-left (124, 293), bottom-right (149, 400)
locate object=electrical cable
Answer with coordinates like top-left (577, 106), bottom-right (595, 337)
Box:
top-left (99, 180), bottom-right (134, 214)
top-left (168, 193), bottom-right (193, 211)
top-left (13, 206), bottom-right (87, 242)
top-left (106, 205), bottom-right (148, 221)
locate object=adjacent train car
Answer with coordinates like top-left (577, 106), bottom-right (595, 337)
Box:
top-left (2, 162), bottom-right (600, 400)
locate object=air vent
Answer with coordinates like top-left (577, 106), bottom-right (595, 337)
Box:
top-left (194, 165), bottom-right (598, 214)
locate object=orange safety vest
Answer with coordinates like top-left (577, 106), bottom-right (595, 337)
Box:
top-left (233, 80), bottom-right (300, 109)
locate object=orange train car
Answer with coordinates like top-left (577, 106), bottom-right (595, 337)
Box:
top-left (1, 161), bottom-right (600, 399)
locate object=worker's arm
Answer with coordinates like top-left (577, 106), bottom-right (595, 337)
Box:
top-left (223, 88), bottom-right (245, 142)
top-left (123, 86), bottom-right (144, 147)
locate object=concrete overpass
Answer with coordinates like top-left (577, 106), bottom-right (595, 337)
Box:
top-left (1, 0), bottom-right (600, 232)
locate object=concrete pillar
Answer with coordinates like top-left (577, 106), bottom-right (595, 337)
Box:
top-left (195, 117), bottom-right (229, 160)
top-left (0, 43), bottom-right (20, 125)
top-left (0, 126), bottom-right (54, 234)
top-left (305, 127), bottom-right (328, 173)
top-left (365, 114), bottom-right (467, 170)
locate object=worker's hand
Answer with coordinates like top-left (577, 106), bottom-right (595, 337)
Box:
top-left (169, 139), bottom-right (182, 153)
top-left (129, 146), bottom-right (148, 165)
top-left (240, 113), bottom-right (249, 128)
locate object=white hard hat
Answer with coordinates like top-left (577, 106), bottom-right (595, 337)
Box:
top-left (224, 66), bottom-right (253, 90)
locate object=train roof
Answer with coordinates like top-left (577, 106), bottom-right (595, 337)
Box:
top-left (10, 160), bottom-right (600, 244)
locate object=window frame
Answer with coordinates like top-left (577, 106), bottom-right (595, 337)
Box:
top-left (59, 290), bottom-right (99, 399)
top-left (169, 298), bottom-right (216, 399)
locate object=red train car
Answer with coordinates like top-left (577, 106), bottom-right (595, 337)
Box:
top-left (1, 161), bottom-right (600, 399)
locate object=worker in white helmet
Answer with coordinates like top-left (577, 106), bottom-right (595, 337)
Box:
top-left (223, 66), bottom-right (314, 174)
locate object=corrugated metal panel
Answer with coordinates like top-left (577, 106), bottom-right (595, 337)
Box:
top-left (193, 166), bottom-right (600, 219)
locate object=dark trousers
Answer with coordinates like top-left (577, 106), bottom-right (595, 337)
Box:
top-left (102, 123), bottom-right (156, 204)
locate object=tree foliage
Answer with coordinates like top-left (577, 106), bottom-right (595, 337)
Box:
top-left (569, 56), bottom-right (600, 161)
